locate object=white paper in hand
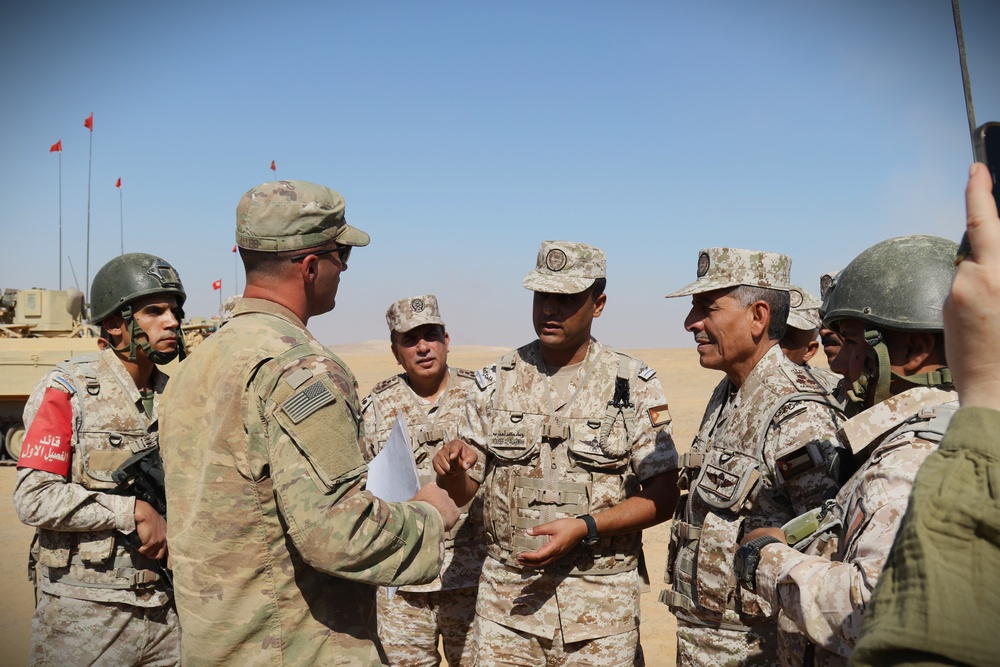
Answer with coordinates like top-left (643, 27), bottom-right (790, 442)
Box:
top-left (366, 413), bottom-right (420, 502)
top-left (365, 414), bottom-right (421, 599)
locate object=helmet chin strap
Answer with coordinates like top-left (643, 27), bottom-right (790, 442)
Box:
top-left (846, 328), bottom-right (952, 416)
top-left (110, 305), bottom-right (186, 365)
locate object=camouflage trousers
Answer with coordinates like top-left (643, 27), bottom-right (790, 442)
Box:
top-left (676, 619), bottom-right (778, 667)
top-left (30, 592), bottom-right (180, 666)
top-left (472, 615), bottom-right (643, 666)
top-left (376, 586), bottom-right (478, 666)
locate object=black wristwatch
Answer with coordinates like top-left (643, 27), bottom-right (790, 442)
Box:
top-left (733, 536), bottom-right (781, 591)
top-left (578, 514), bottom-right (600, 547)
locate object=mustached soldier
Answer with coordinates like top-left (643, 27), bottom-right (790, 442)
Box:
top-left (436, 241), bottom-right (680, 665)
top-left (14, 253), bottom-right (186, 666)
top-left (361, 294), bottom-right (487, 666)
top-left (662, 248), bottom-right (845, 666)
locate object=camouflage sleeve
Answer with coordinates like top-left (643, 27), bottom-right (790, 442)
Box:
top-left (359, 392), bottom-right (379, 463)
top-left (755, 438), bottom-right (932, 653)
top-left (261, 355), bottom-right (445, 587)
top-left (630, 371), bottom-right (680, 482)
top-left (12, 374), bottom-right (136, 534)
top-left (765, 401), bottom-right (844, 515)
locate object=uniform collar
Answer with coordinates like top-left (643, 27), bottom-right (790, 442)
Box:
top-left (232, 297), bottom-right (306, 329)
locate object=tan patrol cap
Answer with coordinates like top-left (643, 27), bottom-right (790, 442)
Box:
top-left (666, 247), bottom-right (791, 298)
top-left (236, 180), bottom-right (371, 252)
top-left (786, 285), bottom-right (822, 331)
top-left (522, 240), bottom-right (606, 295)
top-left (386, 294), bottom-right (445, 334)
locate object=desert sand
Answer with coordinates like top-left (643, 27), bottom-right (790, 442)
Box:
top-left (0, 342), bottom-right (742, 666)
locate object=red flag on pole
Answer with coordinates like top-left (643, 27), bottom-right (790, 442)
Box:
top-left (231, 245), bottom-right (237, 253)
top-left (84, 113), bottom-right (93, 131)
top-left (50, 140), bottom-right (62, 153)
top-left (115, 177), bottom-right (121, 188)
top-left (270, 160), bottom-right (276, 172)
top-left (212, 279), bottom-right (222, 290)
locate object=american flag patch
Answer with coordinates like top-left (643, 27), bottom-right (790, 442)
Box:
top-left (281, 380), bottom-right (336, 424)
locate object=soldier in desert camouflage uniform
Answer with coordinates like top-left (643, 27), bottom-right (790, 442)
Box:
top-left (160, 180), bottom-right (459, 667)
top-left (736, 235), bottom-right (959, 666)
top-left (780, 285), bottom-right (842, 398)
top-left (662, 248), bottom-right (846, 666)
top-left (435, 241), bottom-right (680, 666)
top-left (14, 252), bottom-right (186, 666)
top-left (361, 294), bottom-right (486, 666)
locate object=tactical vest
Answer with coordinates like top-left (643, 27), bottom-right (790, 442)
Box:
top-left (35, 353), bottom-right (165, 594)
top-left (664, 357), bottom-right (843, 628)
top-left (482, 343), bottom-right (646, 576)
top-left (363, 368), bottom-right (483, 549)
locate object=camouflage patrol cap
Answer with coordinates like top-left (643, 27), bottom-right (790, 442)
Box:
top-left (235, 180), bottom-right (371, 252)
top-left (786, 285), bottom-right (822, 331)
top-left (522, 240), bottom-right (606, 294)
top-left (666, 247), bottom-right (791, 298)
top-left (386, 294), bottom-right (445, 334)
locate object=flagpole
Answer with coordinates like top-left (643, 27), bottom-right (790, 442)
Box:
top-left (118, 180), bottom-right (124, 255)
top-left (58, 150), bottom-right (63, 289)
top-left (85, 113), bottom-right (93, 307)
top-left (234, 251), bottom-right (238, 297)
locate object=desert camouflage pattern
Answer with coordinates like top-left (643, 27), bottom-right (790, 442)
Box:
top-left (465, 338), bottom-right (678, 646)
top-left (376, 586), bottom-right (478, 666)
top-left (361, 367), bottom-right (487, 592)
top-left (13, 348), bottom-right (172, 608)
top-left (522, 240), bottom-right (607, 294)
top-left (802, 365), bottom-right (844, 402)
top-left (852, 406), bottom-right (1000, 667)
top-left (235, 179), bottom-right (370, 252)
top-left (474, 615), bottom-right (644, 666)
top-left (30, 592), bottom-right (179, 666)
top-left (161, 297), bottom-right (445, 667)
top-left (664, 345), bottom-right (844, 666)
top-left (385, 293), bottom-right (446, 333)
top-left (755, 386), bottom-right (958, 665)
top-left (666, 247), bottom-right (792, 297)
top-left (786, 285), bottom-right (823, 331)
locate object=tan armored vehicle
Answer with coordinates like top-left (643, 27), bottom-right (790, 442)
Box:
top-left (0, 287), bottom-right (99, 461)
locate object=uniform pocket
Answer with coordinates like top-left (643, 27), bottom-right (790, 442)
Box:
top-left (694, 511), bottom-right (743, 613)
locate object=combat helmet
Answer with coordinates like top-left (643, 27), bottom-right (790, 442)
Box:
top-left (89, 253), bottom-right (187, 364)
top-left (822, 235), bottom-right (957, 410)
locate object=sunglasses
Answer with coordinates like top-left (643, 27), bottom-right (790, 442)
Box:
top-left (290, 245), bottom-right (351, 264)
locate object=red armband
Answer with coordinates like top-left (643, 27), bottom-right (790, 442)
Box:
top-left (17, 388), bottom-right (73, 477)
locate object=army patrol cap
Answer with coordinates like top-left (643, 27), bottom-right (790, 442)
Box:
top-left (236, 180), bottom-right (371, 252)
top-left (786, 285), bottom-right (822, 331)
top-left (522, 240), bottom-right (606, 294)
top-left (666, 247), bottom-right (791, 298)
top-left (386, 294), bottom-right (446, 334)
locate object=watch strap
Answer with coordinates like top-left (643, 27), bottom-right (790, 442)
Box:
top-left (578, 514), bottom-right (599, 546)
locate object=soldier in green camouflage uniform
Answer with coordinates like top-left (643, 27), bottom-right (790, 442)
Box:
top-left (780, 285), bottom-right (843, 398)
top-left (160, 180), bottom-right (459, 667)
top-left (14, 253), bottom-right (186, 666)
top-left (662, 248), bottom-right (846, 666)
top-left (737, 235), bottom-right (959, 666)
top-left (435, 241), bottom-right (680, 666)
top-left (361, 294), bottom-right (487, 666)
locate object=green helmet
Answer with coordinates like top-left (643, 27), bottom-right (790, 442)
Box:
top-left (89, 253), bottom-right (187, 364)
top-left (822, 235), bottom-right (956, 333)
top-left (822, 235), bottom-right (956, 411)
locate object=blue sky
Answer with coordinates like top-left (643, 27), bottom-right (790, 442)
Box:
top-left (2, 1), bottom-right (998, 348)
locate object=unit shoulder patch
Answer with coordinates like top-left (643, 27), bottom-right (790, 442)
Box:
top-left (648, 403), bottom-right (672, 427)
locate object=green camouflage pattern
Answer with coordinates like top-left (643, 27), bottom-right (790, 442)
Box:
top-left (235, 179), bottom-right (371, 252)
top-left (755, 386), bottom-right (957, 665)
top-left (666, 247), bottom-right (792, 297)
top-left (161, 297), bottom-right (445, 667)
top-left (522, 240), bottom-right (607, 294)
top-left (384, 293), bottom-right (446, 334)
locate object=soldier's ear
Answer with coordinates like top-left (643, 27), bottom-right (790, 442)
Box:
top-left (803, 339), bottom-right (820, 363)
top-left (750, 301), bottom-right (770, 339)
